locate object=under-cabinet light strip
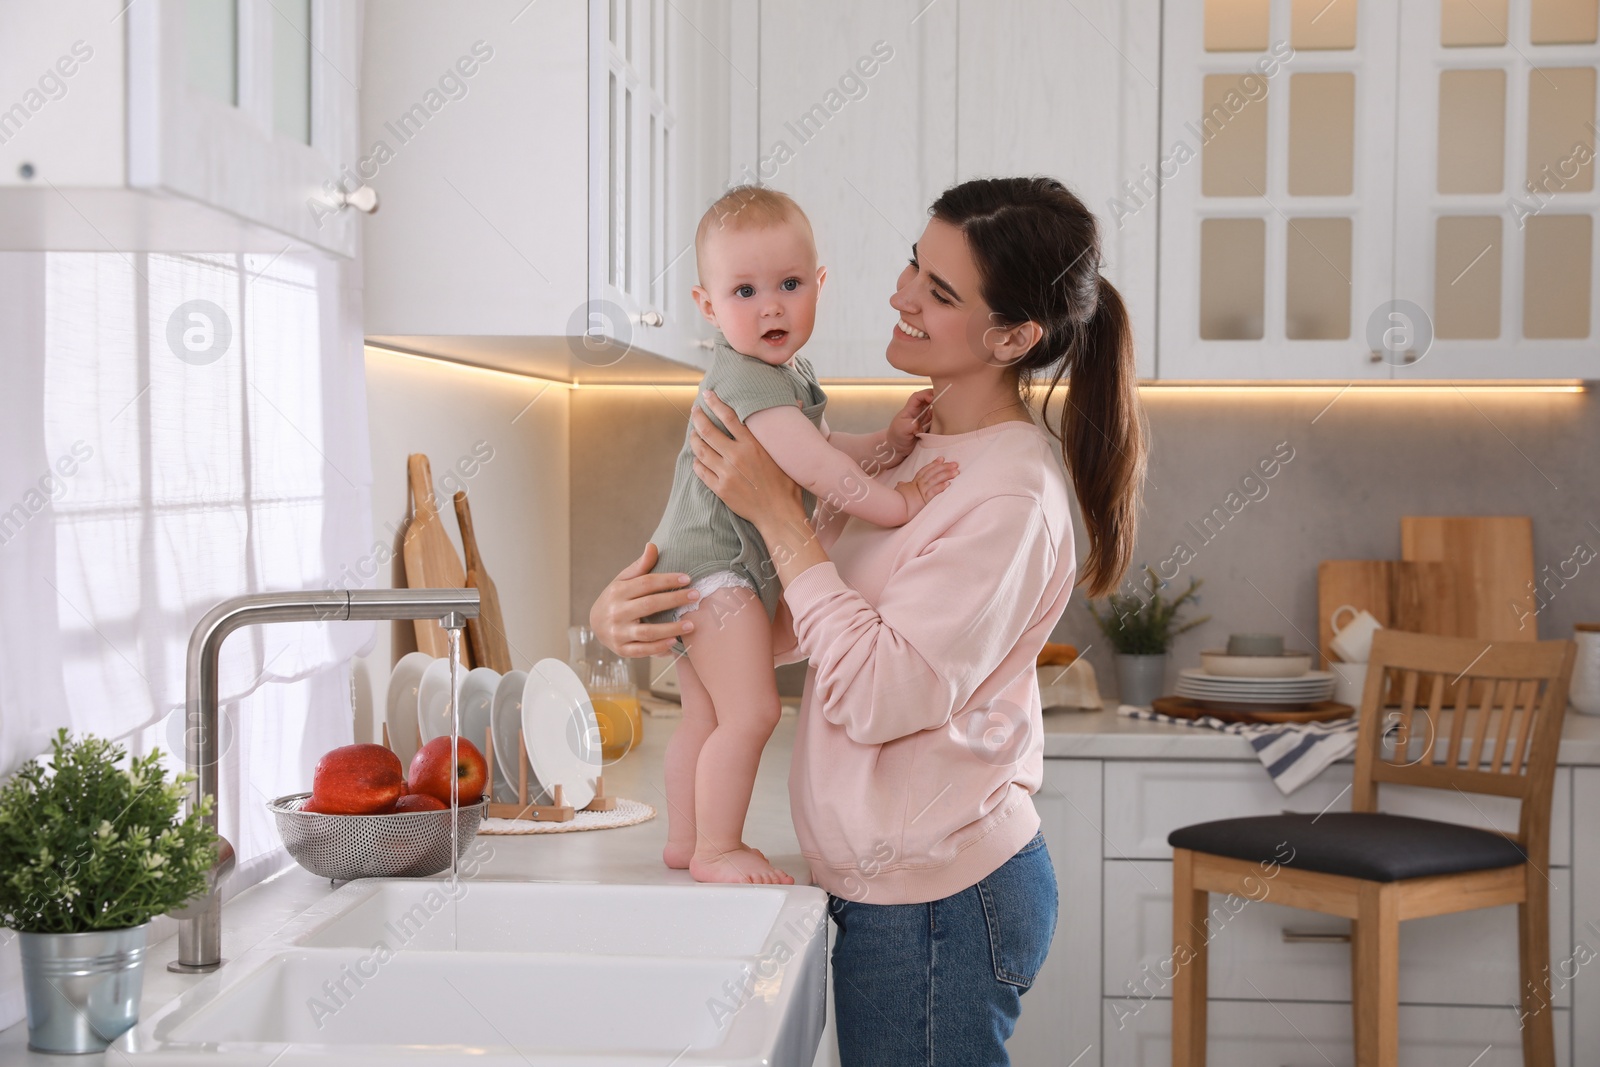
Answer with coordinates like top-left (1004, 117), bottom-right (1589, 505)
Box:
top-left (366, 347), bottom-right (1586, 394)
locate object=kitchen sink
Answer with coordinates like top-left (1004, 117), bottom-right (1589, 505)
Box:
top-left (116, 878), bottom-right (828, 1066)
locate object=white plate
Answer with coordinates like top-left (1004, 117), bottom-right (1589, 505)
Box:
top-left (384, 652), bottom-right (432, 769)
top-left (1178, 668), bottom-right (1334, 686)
top-left (491, 669), bottom-right (531, 803)
top-left (457, 666), bottom-right (501, 763)
top-left (1175, 685), bottom-right (1335, 701)
top-left (1175, 680), bottom-right (1334, 695)
top-left (416, 657), bottom-right (466, 745)
top-left (522, 658), bottom-right (601, 811)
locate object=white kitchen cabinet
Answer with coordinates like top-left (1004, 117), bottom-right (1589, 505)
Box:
top-left (1101, 998), bottom-right (1571, 1066)
top-left (1158, 0), bottom-right (1400, 380)
top-left (1008, 759), bottom-right (1103, 1066)
top-left (754, 0), bottom-right (956, 381)
top-left (1102, 759), bottom-right (1573, 867)
top-left (1158, 0), bottom-right (1598, 382)
top-left (755, 0), bottom-right (1161, 382)
top-left (362, 0), bottom-right (739, 374)
top-left (1024, 751), bottom-right (1583, 1066)
top-left (1574, 768), bottom-right (1600, 1061)
top-left (1392, 0), bottom-right (1600, 379)
top-left (956, 0), bottom-right (1160, 380)
top-left (0, 0), bottom-right (362, 257)
top-left (1104, 859), bottom-right (1572, 1008)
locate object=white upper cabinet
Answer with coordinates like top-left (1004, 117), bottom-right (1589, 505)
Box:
top-left (956, 0), bottom-right (1161, 381)
top-left (0, 0), bottom-right (363, 257)
top-left (1160, 0), bottom-right (1597, 381)
top-left (754, 0), bottom-right (956, 381)
top-left (361, 0), bottom-right (739, 376)
top-left (1393, 0), bottom-right (1599, 379)
top-left (1159, 0), bottom-right (1400, 380)
top-left (754, 0), bottom-right (1160, 382)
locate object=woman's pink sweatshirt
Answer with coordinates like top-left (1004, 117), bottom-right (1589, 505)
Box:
top-left (772, 418), bottom-right (1077, 905)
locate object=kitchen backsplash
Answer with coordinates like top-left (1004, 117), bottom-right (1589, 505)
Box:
top-left (572, 383), bottom-right (1600, 700)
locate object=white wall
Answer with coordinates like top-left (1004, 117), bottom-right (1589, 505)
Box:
top-left (356, 347), bottom-right (571, 741)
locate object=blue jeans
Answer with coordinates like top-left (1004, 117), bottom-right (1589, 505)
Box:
top-left (827, 829), bottom-right (1059, 1066)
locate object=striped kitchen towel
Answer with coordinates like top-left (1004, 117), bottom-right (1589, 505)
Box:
top-left (1116, 704), bottom-right (1362, 795)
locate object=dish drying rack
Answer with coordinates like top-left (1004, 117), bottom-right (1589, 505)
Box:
top-left (381, 723), bottom-right (615, 823)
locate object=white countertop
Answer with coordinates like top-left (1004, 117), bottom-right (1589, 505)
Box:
top-left (0, 709), bottom-right (808, 1063)
top-left (1041, 701), bottom-right (1600, 763)
top-left (6, 696), bottom-right (1596, 1059)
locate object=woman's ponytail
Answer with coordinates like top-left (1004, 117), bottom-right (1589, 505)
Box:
top-left (930, 177), bottom-right (1147, 597)
top-left (1058, 274), bottom-right (1146, 596)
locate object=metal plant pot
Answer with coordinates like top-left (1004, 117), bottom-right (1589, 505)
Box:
top-left (18, 924), bottom-right (148, 1053)
top-left (1115, 653), bottom-right (1168, 708)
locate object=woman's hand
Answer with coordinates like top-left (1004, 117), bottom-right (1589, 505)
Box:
top-left (588, 543), bottom-right (699, 658)
top-left (689, 390), bottom-right (808, 534)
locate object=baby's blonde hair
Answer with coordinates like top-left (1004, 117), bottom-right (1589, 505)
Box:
top-left (694, 185), bottom-right (816, 282)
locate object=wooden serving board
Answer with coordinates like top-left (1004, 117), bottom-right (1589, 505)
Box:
top-left (401, 454), bottom-right (472, 663)
top-left (1153, 696), bottom-right (1354, 724)
top-left (455, 491), bottom-right (513, 673)
top-left (1401, 516), bottom-right (1537, 641)
top-left (1316, 560), bottom-right (1459, 668)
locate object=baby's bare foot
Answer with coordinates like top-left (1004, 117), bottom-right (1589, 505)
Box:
top-left (663, 840), bottom-right (693, 869)
top-left (689, 846), bottom-right (795, 885)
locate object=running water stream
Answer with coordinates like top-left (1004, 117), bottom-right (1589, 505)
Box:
top-left (446, 624), bottom-right (462, 885)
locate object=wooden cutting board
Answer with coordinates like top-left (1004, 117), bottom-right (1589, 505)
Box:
top-left (454, 491), bottom-right (513, 673)
top-left (1316, 560), bottom-right (1459, 667)
top-left (1152, 696), bottom-right (1354, 724)
top-left (1401, 516), bottom-right (1537, 641)
top-left (401, 454), bottom-right (472, 663)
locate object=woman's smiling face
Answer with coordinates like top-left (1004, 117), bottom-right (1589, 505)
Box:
top-left (886, 216), bottom-right (998, 378)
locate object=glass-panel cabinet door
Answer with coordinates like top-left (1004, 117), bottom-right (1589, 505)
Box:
top-left (590, 0), bottom-right (683, 360)
top-left (1158, 0), bottom-right (1399, 379)
top-left (1394, 0), bottom-right (1599, 377)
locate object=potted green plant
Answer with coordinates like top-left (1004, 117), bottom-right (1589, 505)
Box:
top-left (0, 729), bottom-right (215, 1054)
top-left (1086, 566), bottom-right (1210, 707)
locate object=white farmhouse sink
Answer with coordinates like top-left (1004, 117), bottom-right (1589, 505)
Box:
top-left (116, 879), bottom-right (828, 1066)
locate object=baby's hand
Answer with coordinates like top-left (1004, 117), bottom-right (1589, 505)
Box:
top-left (894, 455), bottom-right (959, 520)
top-left (885, 388), bottom-right (935, 464)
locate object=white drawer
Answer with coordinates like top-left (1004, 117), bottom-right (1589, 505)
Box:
top-left (1102, 761), bottom-right (1572, 867)
top-left (1101, 998), bottom-right (1571, 1067)
top-left (1103, 859), bottom-right (1572, 1008)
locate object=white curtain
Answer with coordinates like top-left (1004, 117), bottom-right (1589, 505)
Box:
top-left (0, 249), bottom-right (374, 1030)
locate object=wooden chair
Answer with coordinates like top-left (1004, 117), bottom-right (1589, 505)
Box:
top-left (1168, 630), bottom-right (1576, 1066)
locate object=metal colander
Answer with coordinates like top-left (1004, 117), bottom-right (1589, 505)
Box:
top-left (268, 793), bottom-right (488, 881)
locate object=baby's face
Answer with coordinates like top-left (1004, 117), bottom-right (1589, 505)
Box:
top-left (693, 222), bottom-right (826, 365)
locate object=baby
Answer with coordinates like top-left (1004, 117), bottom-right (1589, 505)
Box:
top-left (645, 185), bottom-right (959, 884)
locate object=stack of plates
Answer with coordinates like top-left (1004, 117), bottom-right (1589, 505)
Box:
top-left (1174, 667), bottom-right (1335, 706)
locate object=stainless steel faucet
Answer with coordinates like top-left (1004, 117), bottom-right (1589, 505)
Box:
top-left (166, 588), bottom-right (481, 973)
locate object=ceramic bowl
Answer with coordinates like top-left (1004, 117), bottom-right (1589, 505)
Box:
top-left (1200, 649), bottom-right (1312, 678)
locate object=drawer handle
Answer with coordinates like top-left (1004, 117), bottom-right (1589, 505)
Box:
top-left (1281, 928), bottom-right (1351, 944)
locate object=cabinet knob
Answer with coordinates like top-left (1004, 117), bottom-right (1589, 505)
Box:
top-left (1281, 927), bottom-right (1352, 944)
top-left (334, 185), bottom-right (380, 214)
top-left (633, 309), bottom-right (665, 328)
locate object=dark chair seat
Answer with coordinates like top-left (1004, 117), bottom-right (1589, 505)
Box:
top-left (1167, 812), bottom-right (1529, 883)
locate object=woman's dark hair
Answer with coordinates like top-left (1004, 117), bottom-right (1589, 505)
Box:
top-left (929, 175), bottom-right (1147, 597)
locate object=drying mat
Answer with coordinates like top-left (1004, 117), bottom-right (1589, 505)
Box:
top-left (477, 797), bottom-right (656, 834)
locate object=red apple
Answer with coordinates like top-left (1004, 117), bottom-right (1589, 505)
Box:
top-left (392, 793), bottom-right (448, 813)
top-left (407, 736), bottom-right (488, 806)
top-left (311, 743), bottom-right (404, 814)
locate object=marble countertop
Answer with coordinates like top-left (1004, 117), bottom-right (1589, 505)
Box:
top-left (1040, 701), bottom-right (1600, 763)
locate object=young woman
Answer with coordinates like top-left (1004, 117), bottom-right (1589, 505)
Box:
top-left (590, 176), bottom-right (1147, 1065)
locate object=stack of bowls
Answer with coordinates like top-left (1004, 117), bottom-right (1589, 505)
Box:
top-left (1176, 633), bottom-right (1334, 707)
